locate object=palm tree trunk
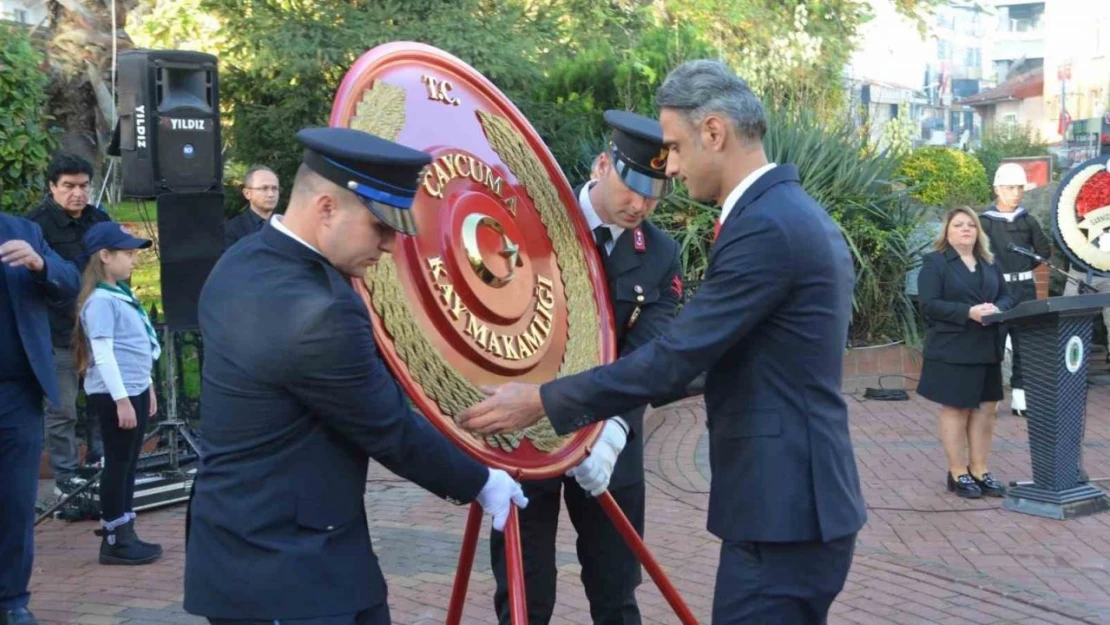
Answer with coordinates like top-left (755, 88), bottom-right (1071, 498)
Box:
top-left (45, 0), bottom-right (139, 177)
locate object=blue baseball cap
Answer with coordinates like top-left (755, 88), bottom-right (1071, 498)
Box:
top-left (83, 222), bottom-right (153, 257)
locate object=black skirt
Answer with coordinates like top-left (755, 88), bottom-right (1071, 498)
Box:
top-left (917, 359), bottom-right (1003, 409)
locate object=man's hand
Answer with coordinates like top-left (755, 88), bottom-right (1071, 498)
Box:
top-left (566, 418), bottom-right (628, 496)
top-left (0, 240), bottom-right (44, 273)
top-left (476, 468), bottom-right (529, 531)
top-left (457, 383), bottom-right (545, 435)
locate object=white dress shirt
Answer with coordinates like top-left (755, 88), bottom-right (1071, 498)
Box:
top-left (719, 162), bottom-right (777, 224)
top-left (579, 182), bottom-right (624, 255)
top-left (271, 214), bottom-right (324, 256)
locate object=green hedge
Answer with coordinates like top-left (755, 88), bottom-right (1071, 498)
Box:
top-left (0, 25), bottom-right (57, 215)
top-left (896, 146), bottom-right (991, 208)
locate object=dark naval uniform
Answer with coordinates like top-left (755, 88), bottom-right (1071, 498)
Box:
top-left (979, 207), bottom-right (1050, 396)
top-left (184, 128), bottom-right (492, 625)
top-left (489, 111), bottom-right (682, 625)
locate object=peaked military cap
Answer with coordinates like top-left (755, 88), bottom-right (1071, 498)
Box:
top-left (296, 127), bottom-right (432, 235)
top-left (604, 109), bottom-right (672, 200)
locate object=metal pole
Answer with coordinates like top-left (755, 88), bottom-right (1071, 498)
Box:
top-left (445, 503), bottom-right (483, 625)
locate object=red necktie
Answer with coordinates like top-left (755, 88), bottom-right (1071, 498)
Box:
top-left (713, 219), bottom-right (721, 242)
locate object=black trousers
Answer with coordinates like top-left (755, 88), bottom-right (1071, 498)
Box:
top-left (489, 477), bottom-right (645, 625)
top-left (711, 533), bottom-right (857, 625)
top-left (87, 390), bottom-right (150, 522)
top-left (207, 603), bottom-right (390, 625)
top-left (0, 386), bottom-right (43, 611)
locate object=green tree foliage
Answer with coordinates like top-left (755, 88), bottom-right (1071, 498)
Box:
top-left (766, 106), bottom-right (924, 346)
top-left (897, 146), bottom-right (992, 208)
top-left (974, 122), bottom-right (1049, 186)
top-left (0, 25), bottom-right (58, 215)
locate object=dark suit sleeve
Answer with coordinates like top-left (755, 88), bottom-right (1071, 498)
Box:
top-left (917, 254), bottom-right (970, 326)
top-left (540, 213), bottom-right (793, 435)
top-left (285, 296), bottom-right (489, 503)
top-left (1030, 215), bottom-right (1052, 260)
top-left (28, 222), bottom-right (79, 303)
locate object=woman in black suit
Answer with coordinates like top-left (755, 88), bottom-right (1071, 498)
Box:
top-left (917, 207), bottom-right (1014, 499)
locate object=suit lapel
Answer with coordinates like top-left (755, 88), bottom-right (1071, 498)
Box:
top-left (944, 248), bottom-right (984, 299)
top-left (605, 229), bottom-right (641, 278)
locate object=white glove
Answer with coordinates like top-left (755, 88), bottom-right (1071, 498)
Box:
top-left (477, 468), bottom-right (529, 531)
top-left (566, 418), bottom-right (628, 496)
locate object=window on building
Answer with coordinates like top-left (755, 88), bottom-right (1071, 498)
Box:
top-left (14, 9), bottom-right (28, 23)
top-left (937, 40), bottom-right (951, 61)
top-left (965, 48), bottom-right (981, 68)
top-left (1006, 3), bottom-right (1045, 33)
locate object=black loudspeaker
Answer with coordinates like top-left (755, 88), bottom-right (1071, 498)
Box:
top-left (156, 192), bottom-right (225, 331)
top-left (117, 49), bottom-right (221, 198)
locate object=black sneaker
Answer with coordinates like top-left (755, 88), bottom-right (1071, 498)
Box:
top-left (95, 524), bottom-right (162, 565)
top-left (969, 469), bottom-right (1006, 497)
top-left (947, 472), bottom-right (982, 498)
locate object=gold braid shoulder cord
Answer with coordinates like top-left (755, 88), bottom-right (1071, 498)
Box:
top-left (353, 80), bottom-right (601, 453)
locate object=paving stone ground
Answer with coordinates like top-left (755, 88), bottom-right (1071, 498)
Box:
top-left (26, 377), bottom-right (1110, 624)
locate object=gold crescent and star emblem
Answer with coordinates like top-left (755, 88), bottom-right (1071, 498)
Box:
top-left (649, 147), bottom-right (669, 171)
top-left (461, 213), bottom-right (524, 288)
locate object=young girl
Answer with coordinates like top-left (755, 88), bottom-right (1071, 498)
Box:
top-left (73, 222), bottom-right (163, 565)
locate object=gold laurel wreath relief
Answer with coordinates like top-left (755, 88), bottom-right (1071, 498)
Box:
top-left (349, 80), bottom-right (601, 453)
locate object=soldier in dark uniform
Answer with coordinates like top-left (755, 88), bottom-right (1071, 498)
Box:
top-left (489, 110), bottom-right (683, 625)
top-left (979, 163), bottom-right (1051, 417)
top-left (183, 127), bottom-right (527, 625)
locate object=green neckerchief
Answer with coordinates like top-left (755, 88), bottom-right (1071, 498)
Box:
top-left (95, 281), bottom-right (161, 361)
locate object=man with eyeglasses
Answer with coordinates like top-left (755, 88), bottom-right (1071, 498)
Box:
top-left (486, 110), bottom-right (684, 625)
top-left (225, 165), bottom-right (280, 248)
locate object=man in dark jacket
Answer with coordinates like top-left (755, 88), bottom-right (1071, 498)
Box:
top-left (488, 110), bottom-right (683, 625)
top-left (224, 165), bottom-right (280, 248)
top-left (184, 127), bottom-right (527, 625)
top-left (459, 60), bottom-right (866, 625)
top-left (25, 152), bottom-right (111, 494)
top-left (1, 213), bottom-right (81, 625)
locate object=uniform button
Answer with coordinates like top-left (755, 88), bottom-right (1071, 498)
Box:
top-left (634, 285), bottom-right (643, 294)
top-left (326, 525), bottom-right (335, 531)
top-left (636, 295), bottom-right (644, 303)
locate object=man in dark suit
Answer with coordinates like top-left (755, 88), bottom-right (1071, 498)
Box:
top-left (184, 127), bottom-right (527, 625)
top-left (224, 165), bottom-right (280, 248)
top-left (0, 214), bottom-right (81, 625)
top-left (488, 110), bottom-right (683, 625)
top-left (459, 60), bottom-right (867, 624)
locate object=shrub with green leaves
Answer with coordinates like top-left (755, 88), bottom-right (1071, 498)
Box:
top-left (896, 146), bottom-right (991, 208)
top-left (0, 25), bottom-right (57, 215)
top-left (974, 123), bottom-right (1049, 185)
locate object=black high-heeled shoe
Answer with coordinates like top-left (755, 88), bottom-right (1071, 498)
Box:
top-left (947, 472), bottom-right (982, 498)
top-left (969, 469), bottom-right (1006, 497)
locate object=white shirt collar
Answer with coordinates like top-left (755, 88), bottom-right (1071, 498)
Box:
top-left (270, 214), bottom-right (324, 256)
top-left (720, 163), bottom-right (776, 224)
top-left (578, 182), bottom-right (624, 249)
top-left (981, 206), bottom-right (1026, 223)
